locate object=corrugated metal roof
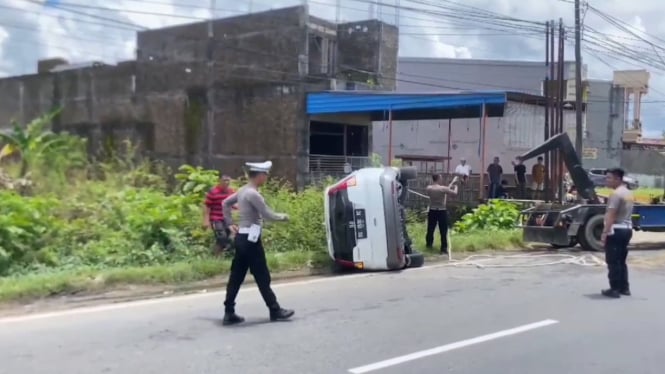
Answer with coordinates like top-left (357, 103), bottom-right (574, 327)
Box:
top-left (306, 91), bottom-right (507, 118)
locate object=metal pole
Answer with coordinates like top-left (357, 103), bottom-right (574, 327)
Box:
top-left (553, 21), bottom-right (561, 202)
top-left (574, 0), bottom-right (584, 160)
top-left (544, 21), bottom-right (550, 202)
top-left (335, 0), bottom-right (341, 23)
top-left (479, 103), bottom-right (487, 201)
top-left (558, 19), bottom-right (566, 203)
top-left (387, 109), bottom-right (393, 165)
top-left (548, 21), bottom-right (555, 201)
top-left (545, 21), bottom-right (550, 143)
top-left (446, 119), bottom-right (452, 175)
top-left (395, 0), bottom-right (400, 26)
top-left (206, 0), bottom-right (216, 166)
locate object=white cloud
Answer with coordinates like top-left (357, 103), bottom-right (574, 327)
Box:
top-left (0, 0), bottom-right (663, 136)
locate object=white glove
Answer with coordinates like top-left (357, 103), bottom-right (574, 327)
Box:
top-left (279, 213), bottom-right (289, 221)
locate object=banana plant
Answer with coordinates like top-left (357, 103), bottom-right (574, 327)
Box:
top-left (0, 108), bottom-right (70, 178)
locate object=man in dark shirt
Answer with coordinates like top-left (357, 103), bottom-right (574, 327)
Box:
top-left (203, 174), bottom-right (235, 253)
top-left (512, 157), bottom-right (527, 199)
top-left (487, 156), bottom-right (503, 199)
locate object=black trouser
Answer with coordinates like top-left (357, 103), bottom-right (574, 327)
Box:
top-left (211, 220), bottom-right (231, 249)
top-left (516, 182), bottom-right (526, 199)
top-left (426, 209), bottom-right (448, 251)
top-left (224, 234), bottom-right (279, 313)
top-left (605, 228), bottom-right (633, 291)
top-left (489, 182), bottom-right (500, 199)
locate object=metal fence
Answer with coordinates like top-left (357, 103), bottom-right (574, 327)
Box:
top-left (308, 154), bottom-right (371, 174)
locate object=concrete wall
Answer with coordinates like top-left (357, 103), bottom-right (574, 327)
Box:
top-left (337, 20), bottom-right (399, 90)
top-left (396, 57), bottom-right (577, 94)
top-left (372, 101), bottom-right (577, 174)
top-left (582, 80), bottom-right (625, 169)
top-left (208, 84), bottom-right (305, 183)
top-left (137, 6), bottom-right (307, 75)
top-left (0, 74), bottom-right (55, 126)
top-left (0, 6), bottom-right (397, 187)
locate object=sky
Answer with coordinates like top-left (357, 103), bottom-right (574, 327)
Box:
top-left (0, 0), bottom-right (664, 138)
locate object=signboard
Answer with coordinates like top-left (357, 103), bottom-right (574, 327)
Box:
top-left (583, 148), bottom-right (598, 160)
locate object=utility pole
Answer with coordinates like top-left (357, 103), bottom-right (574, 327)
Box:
top-left (574, 0), bottom-right (584, 160)
top-left (206, 0), bottom-right (216, 166)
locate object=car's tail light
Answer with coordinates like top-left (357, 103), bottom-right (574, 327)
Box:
top-left (328, 176), bottom-right (357, 196)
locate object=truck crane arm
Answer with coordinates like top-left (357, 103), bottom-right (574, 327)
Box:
top-left (516, 132), bottom-right (600, 204)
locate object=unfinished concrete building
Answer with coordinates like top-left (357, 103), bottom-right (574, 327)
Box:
top-left (0, 6), bottom-right (399, 188)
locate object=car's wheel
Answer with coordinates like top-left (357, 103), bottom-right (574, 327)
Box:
top-left (398, 166), bottom-right (418, 180)
top-left (578, 214), bottom-right (605, 252)
top-left (405, 252), bottom-right (425, 268)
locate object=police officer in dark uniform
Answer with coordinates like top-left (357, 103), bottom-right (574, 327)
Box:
top-left (601, 167), bottom-right (634, 298)
top-left (221, 161), bottom-right (294, 325)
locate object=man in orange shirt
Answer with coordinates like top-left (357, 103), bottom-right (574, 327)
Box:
top-left (531, 157), bottom-right (546, 199)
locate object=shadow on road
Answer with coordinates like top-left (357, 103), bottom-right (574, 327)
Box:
top-left (197, 316), bottom-right (294, 328)
top-left (583, 293), bottom-right (617, 300)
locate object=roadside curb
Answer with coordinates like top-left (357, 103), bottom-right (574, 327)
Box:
top-left (0, 254), bottom-right (458, 315)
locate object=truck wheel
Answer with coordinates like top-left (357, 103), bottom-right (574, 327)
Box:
top-left (398, 166), bottom-right (418, 180)
top-left (406, 252), bottom-right (425, 268)
top-left (578, 214), bottom-right (605, 252)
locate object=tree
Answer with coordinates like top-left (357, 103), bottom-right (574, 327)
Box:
top-left (0, 108), bottom-right (85, 178)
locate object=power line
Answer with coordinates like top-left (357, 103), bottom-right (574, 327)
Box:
top-left (0, 3), bottom-right (139, 32)
top-left (0, 20), bottom-right (128, 47)
top-left (23, 0), bottom-right (146, 30)
top-left (5, 0), bottom-right (664, 107)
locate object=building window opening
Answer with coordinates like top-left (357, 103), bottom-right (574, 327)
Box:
top-left (309, 121), bottom-right (369, 173)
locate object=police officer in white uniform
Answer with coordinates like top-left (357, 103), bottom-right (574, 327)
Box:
top-left (221, 161), bottom-right (295, 325)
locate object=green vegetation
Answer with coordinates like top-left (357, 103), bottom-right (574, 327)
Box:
top-left (453, 199), bottom-right (521, 233)
top-left (597, 187), bottom-right (664, 204)
top-left (0, 112), bottom-right (523, 303)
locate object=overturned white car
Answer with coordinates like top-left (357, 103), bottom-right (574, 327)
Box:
top-left (323, 166), bottom-right (425, 271)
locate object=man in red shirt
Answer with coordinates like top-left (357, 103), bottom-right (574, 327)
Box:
top-left (203, 174), bottom-right (235, 253)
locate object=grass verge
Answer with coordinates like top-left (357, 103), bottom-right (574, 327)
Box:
top-left (0, 229), bottom-right (523, 304)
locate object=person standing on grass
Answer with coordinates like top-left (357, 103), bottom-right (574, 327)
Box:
top-left (221, 161), bottom-right (294, 326)
top-left (425, 174), bottom-right (458, 255)
top-left (454, 158), bottom-right (470, 182)
top-left (512, 157), bottom-right (527, 199)
top-left (203, 174), bottom-right (235, 254)
top-left (601, 167), bottom-right (634, 298)
top-left (531, 157), bottom-right (546, 199)
top-left (487, 156), bottom-right (503, 199)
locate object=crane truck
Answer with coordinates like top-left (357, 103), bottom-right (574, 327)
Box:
top-left (516, 132), bottom-right (665, 252)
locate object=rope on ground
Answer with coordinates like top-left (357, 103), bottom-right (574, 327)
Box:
top-left (443, 252), bottom-right (605, 268)
top-left (406, 188), bottom-right (602, 269)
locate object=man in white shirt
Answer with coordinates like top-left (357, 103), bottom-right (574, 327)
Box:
top-left (454, 158), bottom-right (470, 181)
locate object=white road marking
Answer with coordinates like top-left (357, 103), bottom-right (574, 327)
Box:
top-left (347, 319), bottom-right (560, 374)
top-left (0, 262), bottom-right (454, 324)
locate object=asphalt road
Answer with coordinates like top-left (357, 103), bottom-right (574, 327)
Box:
top-left (1, 253), bottom-right (665, 374)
